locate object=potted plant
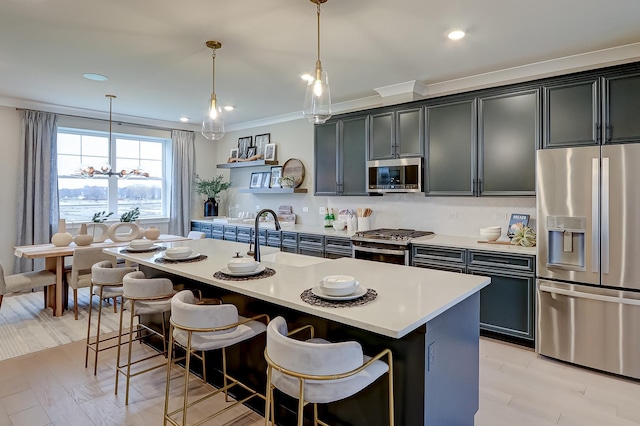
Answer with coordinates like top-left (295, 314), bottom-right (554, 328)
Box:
top-left (195, 174), bottom-right (232, 217)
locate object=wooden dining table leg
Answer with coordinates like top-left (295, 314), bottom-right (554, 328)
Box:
top-left (44, 256), bottom-right (65, 316)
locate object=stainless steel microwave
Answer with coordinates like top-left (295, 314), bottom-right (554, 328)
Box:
top-left (366, 158), bottom-right (422, 193)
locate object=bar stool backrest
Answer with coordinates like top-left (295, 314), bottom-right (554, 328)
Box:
top-left (122, 271), bottom-right (174, 299)
top-left (171, 290), bottom-right (239, 335)
top-left (91, 261), bottom-right (136, 285)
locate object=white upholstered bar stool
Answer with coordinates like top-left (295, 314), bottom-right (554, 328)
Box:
top-left (65, 246), bottom-right (118, 320)
top-left (115, 270), bottom-right (174, 405)
top-left (163, 289), bottom-right (269, 426)
top-left (187, 231), bottom-right (206, 239)
top-left (0, 263), bottom-right (56, 310)
top-left (86, 260), bottom-right (136, 375)
top-left (264, 316), bottom-right (394, 426)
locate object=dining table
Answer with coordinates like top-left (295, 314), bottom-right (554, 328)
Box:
top-left (13, 234), bottom-right (189, 316)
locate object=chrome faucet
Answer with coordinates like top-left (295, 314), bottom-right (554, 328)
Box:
top-left (254, 209), bottom-right (281, 262)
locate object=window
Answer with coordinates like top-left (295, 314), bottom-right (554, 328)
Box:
top-left (57, 128), bottom-right (168, 223)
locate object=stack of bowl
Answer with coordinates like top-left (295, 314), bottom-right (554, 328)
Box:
top-left (165, 246), bottom-right (193, 259)
top-left (227, 257), bottom-right (259, 273)
top-left (129, 239), bottom-right (153, 250)
top-left (480, 226), bottom-right (502, 241)
top-left (319, 275), bottom-right (359, 296)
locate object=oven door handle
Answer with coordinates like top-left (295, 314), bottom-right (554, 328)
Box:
top-left (352, 245), bottom-right (407, 256)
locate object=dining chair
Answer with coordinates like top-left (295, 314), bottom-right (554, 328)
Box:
top-left (263, 316), bottom-right (394, 426)
top-left (65, 246), bottom-right (119, 320)
top-left (163, 289), bottom-right (269, 426)
top-left (115, 270), bottom-right (175, 405)
top-left (187, 231), bottom-right (206, 239)
top-left (0, 263), bottom-right (56, 310)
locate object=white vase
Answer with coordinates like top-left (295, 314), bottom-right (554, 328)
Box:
top-left (51, 218), bottom-right (72, 247)
top-left (73, 223), bottom-right (93, 246)
top-left (144, 226), bottom-right (160, 240)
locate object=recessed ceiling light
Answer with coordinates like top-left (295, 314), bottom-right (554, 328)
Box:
top-left (223, 106), bottom-right (234, 111)
top-left (447, 30), bottom-right (466, 40)
top-left (83, 73), bottom-right (109, 81)
top-left (180, 117), bottom-right (189, 122)
top-left (300, 74), bottom-right (314, 82)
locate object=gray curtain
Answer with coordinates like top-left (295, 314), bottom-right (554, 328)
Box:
top-left (168, 130), bottom-right (195, 237)
top-left (14, 110), bottom-right (59, 273)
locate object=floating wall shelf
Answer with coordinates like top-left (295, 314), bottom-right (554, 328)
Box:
top-left (216, 160), bottom-right (278, 169)
top-left (238, 188), bottom-right (307, 194)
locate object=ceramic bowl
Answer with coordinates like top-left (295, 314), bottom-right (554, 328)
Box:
top-left (129, 239), bottom-right (153, 249)
top-left (227, 257), bottom-right (259, 273)
top-left (164, 246), bottom-right (193, 259)
top-left (332, 221), bottom-right (346, 231)
top-left (320, 275), bottom-right (358, 296)
top-left (480, 228), bottom-right (501, 241)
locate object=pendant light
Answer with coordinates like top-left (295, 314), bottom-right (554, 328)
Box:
top-left (303, 0), bottom-right (332, 124)
top-left (202, 40), bottom-right (225, 140)
top-left (79, 95), bottom-right (148, 178)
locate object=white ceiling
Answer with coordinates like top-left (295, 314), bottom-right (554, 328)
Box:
top-left (1, 0), bottom-right (640, 130)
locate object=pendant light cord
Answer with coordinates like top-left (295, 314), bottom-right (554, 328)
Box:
top-left (211, 48), bottom-right (216, 97)
top-left (316, 1), bottom-right (322, 70)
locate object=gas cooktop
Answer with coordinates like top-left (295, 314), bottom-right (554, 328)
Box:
top-left (352, 228), bottom-right (434, 242)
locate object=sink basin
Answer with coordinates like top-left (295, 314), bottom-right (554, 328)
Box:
top-left (261, 252), bottom-right (330, 267)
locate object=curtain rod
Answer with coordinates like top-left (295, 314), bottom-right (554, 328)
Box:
top-left (16, 108), bottom-right (190, 133)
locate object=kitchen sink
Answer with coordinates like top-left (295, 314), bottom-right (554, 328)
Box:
top-left (261, 252), bottom-right (329, 267)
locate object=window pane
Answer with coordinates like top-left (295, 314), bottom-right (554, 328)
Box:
top-left (116, 138), bottom-right (140, 159)
top-left (58, 177), bottom-right (109, 222)
top-left (81, 135), bottom-right (109, 157)
top-left (57, 133), bottom-right (81, 154)
top-left (141, 141), bottom-right (163, 160)
top-left (140, 159), bottom-right (162, 176)
top-left (118, 180), bottom-right (163, 217)
top-left (58, 154), bottom-right (82, 175)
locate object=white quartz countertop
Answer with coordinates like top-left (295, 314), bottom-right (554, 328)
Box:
top-left (104, 239), bottom-right (490, 339)
top-left (410, 234), bottom-right (536, 255)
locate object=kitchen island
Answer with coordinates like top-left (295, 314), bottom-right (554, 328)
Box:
top-left (105, 238), bottom-right (490, 425)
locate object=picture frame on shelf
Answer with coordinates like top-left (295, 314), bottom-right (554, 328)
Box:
top-left (262, 172), bottom-right (272, 188)
top-left (238, 136), bottom-right (253, 159)
top-left (229, 148), bottom-right (239, 159)
top-left (270, 166), bottom-right (282, 188)
top-left (246, 146), bottom-right (257, 158)
top-left (264, 143), bottom-right (276, 161)
top-left (254, 133), bottom-right (270, 157)
top-left (249, 172), bottom-right (263, 189)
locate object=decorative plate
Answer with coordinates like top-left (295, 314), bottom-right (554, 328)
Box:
top-left (282, 158), bottom-right (305, 188)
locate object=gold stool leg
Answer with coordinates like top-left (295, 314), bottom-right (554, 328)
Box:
top-left (84, 282), bottom-right (94, 368)
top-left (163, 323), bottom-right (175, 426)
top-left (124, 300), bottom-right (136, 405)
top-left (388, 353), bottom-right (395, 426)
top-left (297, 379), bottom-right (305, 426)
top-left (222, 347), bottom-right (229, 402)
top-left (93, 285), bottom-right (105, 375)
top-left (264, 366), bottom-right (272, 426)
top-left (182, 332), bottom-right (193, 426)
top-left (114, 294), bottom-right (126, 395)
top-left (201, 351), bottom-right (207, 384)
top-left (314, 403), bottom-right (319, 426)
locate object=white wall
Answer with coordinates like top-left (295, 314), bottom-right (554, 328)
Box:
top-left (0, 106), bottom-right (22, 274)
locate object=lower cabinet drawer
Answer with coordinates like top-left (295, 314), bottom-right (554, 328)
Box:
top-left (412, 261), bottom-right (466, 274)
top-left (211, 225), bottom-right (224, 240)
top-left (412, 245), bottom-right (466, 265)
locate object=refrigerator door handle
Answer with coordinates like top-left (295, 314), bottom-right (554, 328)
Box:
top-left (539, 284), bottom-right (640, 306)
top-left (592, 158), bottom-right (599, 274)
top-left (602, 157), bottom-right (609, 275)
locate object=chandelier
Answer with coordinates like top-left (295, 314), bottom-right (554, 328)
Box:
top-left (201, 40), bottom-right (225, 140)
top-left (303, 0), bottom-right (332, 124)
top-left (79, 95), bottom-right (149, 178)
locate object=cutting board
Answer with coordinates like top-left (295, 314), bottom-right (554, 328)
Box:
top-left (477, 240), bottom-right (514, 245)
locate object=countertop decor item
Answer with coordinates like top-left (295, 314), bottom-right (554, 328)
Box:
top-left (73, 223), bottom-right (93, 246)
top-left (143, 226), bottom-right (160, 240)
top-left (302, 0), bottom-right (332, 124)
top-left (201, 40), bottom-right (225, 140)
top-left (86, 223), bottom-right (109, 243)
top-left (195, 174), bottom-right (231, 217)
top-left (107, 222), bottom-right (140, 242)
top-left (511, 226), bottom-right (536, 247)
top-left (51, 218), bottom-right (73, 247)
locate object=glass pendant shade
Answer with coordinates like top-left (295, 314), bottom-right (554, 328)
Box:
top-left (202, 97), bottom-right (225, 140)
top-left (303, 67), bottom-right (331, 124)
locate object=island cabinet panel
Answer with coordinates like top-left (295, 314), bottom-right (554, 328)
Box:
top-left (223, 225), bottom-right (237, 241)
top-left (604, 72), bottom-right (640, 144)
top-left (298, 233), bottom-right (324, 257)
top-left (266, 229), bottom-right (281, 248)
top-left (314, 116), bottom-right (368, 196)
top-left (543, 78), bottom-right (600, 148)
top-left (425, 99), bottom-right (476, 196)
top-left (235, 226), bottom-right (251, 243)
top-left (199, 222), bottom-right (213, 238)
top-left (478, 89), bottom-right (539, 196)
top-left (324, 235), bottom-right (352, 259)
top-left (211, 224), bottom-right (224, 240)
top-left (191, 221), bottom-right (201, 232)
top-left (280, 231), bottom-right (298, 253)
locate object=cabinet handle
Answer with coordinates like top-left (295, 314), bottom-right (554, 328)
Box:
top-left (478, 179), bottom-right (483, 194)
top-left (473, 178), bottom-right (477, 195)
top-left (606, 125), bottom-right (612, 142)
top-left (596, 123), bottom-right (601, 143)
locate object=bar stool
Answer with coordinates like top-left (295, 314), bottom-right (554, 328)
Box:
top-left (163, 289), bottom-right (269, 426)
top-left (85, 261), bottom-right (136, 375)
top-left (115, 270), bottom-right (174, 405)
top-left (264, 316), bottom-right (394, 426)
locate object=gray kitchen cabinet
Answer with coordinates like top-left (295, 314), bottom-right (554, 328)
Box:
top-left (425, 100), bottom-right (477, 196)
top-left (369, 107), bottom-right (423, 161)
top-left (191, 222), bottom-right (201, 232)
top-left (223, 225), bottom-right (237, 241)
top-left (604, 72), bottom-right (640, 144)
top-left (298, 233), bottom-right (324, 258)
top-left (324, 235), bottom-right (352, 259)
top-left (199, 223), bottom-right (212, 238)
top-left (211, 224), bottom-right (224, 240)
top-left (543, 78), bottom-right (600, 148)
top-left (236, 226), bottom-right (251, 243)
top-left (281, 231), bottom-right (298, 254)
top-left (267, 230), bottom-right (281, 248)
top-left (478, 89), bottom-right (539, 196)
top-left (314, 116), bottom-right (368, 196)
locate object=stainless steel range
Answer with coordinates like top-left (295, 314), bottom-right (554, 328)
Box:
top-left (351, 228), bottom-right (434, 265)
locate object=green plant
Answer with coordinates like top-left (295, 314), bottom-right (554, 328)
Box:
top-left (511, 226), bottom-right (536, 247)
top-left (91, 211), bottom-right (114, 223)
top-left (195, 174), bottom-right (232, 201)
top-left (120, 207), bottom-right (140, 222)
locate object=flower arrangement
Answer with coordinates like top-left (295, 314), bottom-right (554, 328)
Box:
top-left (91, 211), bottom-right (114, 223)
top-left (195, 174), bottom-right (232, 201)
top-left (120, 207), bottom-right (140, 222)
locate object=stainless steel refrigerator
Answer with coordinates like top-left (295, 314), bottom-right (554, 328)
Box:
top-left (536, 144), bottom-right (640, 379)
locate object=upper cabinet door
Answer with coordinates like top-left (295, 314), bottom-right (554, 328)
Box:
top-left (396, 107), bottom-right (423, 158)
top-left (425, 100), bottom-right (476, 196)
top-left (543, 78), bottom-right (600, 148)
top-left (369, 112), bottom-right (394, 160)
top-left (604, 73), bottom-right (640, 144)
top-left (314, 121), bottom-right (338, 195)
top-left (479, 89), bottom-right (539, 196)
top-left (340, 116), bottom-right (368, 196)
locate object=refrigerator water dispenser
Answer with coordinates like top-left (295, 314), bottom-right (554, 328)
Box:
top-left (546, 215), bottom-right (587, 270)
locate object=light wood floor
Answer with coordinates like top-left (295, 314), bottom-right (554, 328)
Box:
top-left (1, 335), bottom-right (640, 425)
